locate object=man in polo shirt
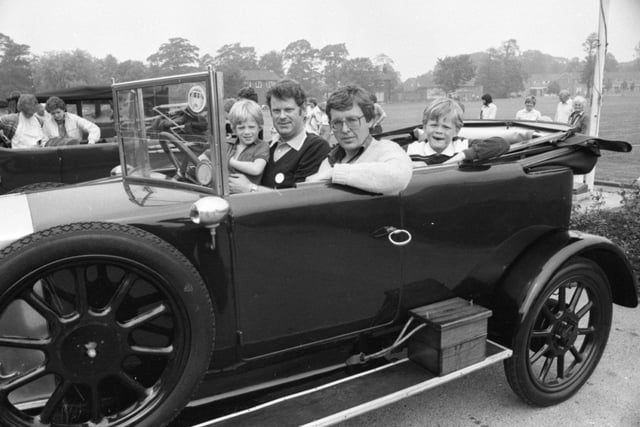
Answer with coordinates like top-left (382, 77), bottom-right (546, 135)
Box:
top-left (229, 79), bottom-right (330, 193)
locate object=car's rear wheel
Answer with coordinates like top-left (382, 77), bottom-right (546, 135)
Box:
top-left (0, 222), bottom-right (215, 426)
top-left (504, 257), bottom-right (612, 406)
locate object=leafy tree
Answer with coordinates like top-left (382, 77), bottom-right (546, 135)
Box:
top-left (635, 41), bottom-right (640, 71)
top-left (198, 53), bottom-right (215, 69)
top-left (476, 48), bottom-right (505, 97)
top-left (97, 54), bottom-right (119, 84)
top-left (605, 52), bottom-right (619, 72)
top-left (258, 50), bottom-right (284, 78)
top-left (147, 37), bottom-right (200, 75)
top-left (32, 50), bottom-right (100, 90)
top-left (283, 39), bottom-right (319, 93)
top-left (500, 39), bottom-right (525, 96)
top-left (433, 55), bottom-right (475, 94)
top-left (374, 53), bottom-right (401, 99)
top-left (0, 33), bottom-right (34, 98)
top-left (116, 60), bottom-right (148, 82)
top-left (213, 43), bottom-right (257, 70)
top-left (339, 57), bottom-right (379, 92)
top-left (319, 43), bottom-right (349, 93)
top-left (547, 81), bottom-right (561, 95)
top-left (581, 33), bottom-right (599, 98)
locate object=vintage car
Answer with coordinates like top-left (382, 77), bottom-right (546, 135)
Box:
top-left (1, 86), bottom-right (119, 195)
top-left (0, 69), bottom-right (636, 427)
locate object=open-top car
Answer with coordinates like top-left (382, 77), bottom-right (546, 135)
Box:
top-left (0, 69), bottom-right (636, 426)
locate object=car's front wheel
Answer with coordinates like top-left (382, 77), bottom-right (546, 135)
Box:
top-left (504, 257), bottom-right (612, 406)
top-left (0, 222), bottom-right (215, 426)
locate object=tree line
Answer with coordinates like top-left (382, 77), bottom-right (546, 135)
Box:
top-left (427, 36), bottom-right (640, 99)
top-left (1, 32), bottom-right (639, 102)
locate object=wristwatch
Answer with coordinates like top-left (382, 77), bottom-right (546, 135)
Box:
top-left (249, 184), bottom-right (258, 193)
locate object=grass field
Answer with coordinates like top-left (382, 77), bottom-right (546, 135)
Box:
top-left (381, 95), bottom-right (640, 184)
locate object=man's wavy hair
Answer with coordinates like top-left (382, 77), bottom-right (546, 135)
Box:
top-left (325, 85), bottom-right (375, 122)
top-left (266, 79), bottom-right (307, 109)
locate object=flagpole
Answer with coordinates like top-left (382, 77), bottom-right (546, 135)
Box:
top-left (585, 0), bottom-right (609, 190)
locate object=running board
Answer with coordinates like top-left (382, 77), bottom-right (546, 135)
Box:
top-left (194, 340), bottom-right (511, 427)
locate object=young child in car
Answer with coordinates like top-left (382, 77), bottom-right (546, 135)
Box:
top-left (226, 99), bottom-right (270, 184)
top-left (407, 97), bottom-right (518, 166)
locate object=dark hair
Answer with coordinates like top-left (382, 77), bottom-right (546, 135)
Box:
top-left (307, 97), bottom-right (318, 107)
top-left (326, 85), bottom-right (375, 122)
top-left (237, 86), bottom-right (258, 103)
top-left (481, 93), bottom-right (492, 104)
top-left (45, 96), bottom-right (66, 113)
top-left (266, 79), bottom-right (306, 109)
top-left (370, 93), bottom-right (378, 103)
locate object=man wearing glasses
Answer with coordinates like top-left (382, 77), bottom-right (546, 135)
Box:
top-left (305, 85), bottom-right (412, 194)
top-left (229, 79), bottom-right (330, 193)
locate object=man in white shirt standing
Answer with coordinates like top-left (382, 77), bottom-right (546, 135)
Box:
top-left (554, 90), bottom-right (573, 123)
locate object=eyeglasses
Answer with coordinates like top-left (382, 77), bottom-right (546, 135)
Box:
top-left (330, 115), bottom-right (364, 131)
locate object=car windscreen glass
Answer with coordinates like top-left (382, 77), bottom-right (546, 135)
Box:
top-left (115, 79), bottom-right (214, 190)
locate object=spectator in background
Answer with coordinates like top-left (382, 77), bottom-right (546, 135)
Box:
top-left (237, 87), bottom-right (259, 103)
top-left (43, 96), bottom-right (101, 145)
top-left (369, 94), bottom-right (387, 134)
top-left (568, 95), bottom-right (590, 134)
top-left (223, 97), bottom-right (237, 143)
top-left (304, 97), bottom-right (323, 135)
top-left (554, 90), bottom-right (573, 123)
top-left (515, 95), bottom-right (542, 121)
top-left (480, 94), bottom-right (497, 119)
top-left (0, 94), bottom-right (44, 148)
top-left (36, 103), bottom-right (51, 122)
top-left (317, 101), bottom-right (331, 142)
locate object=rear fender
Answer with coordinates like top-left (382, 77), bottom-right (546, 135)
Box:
top-left (488, 230), bottom-right (638, 346)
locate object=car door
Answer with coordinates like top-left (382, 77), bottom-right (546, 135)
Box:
top-left (229, 185), bottom-right (405, 359)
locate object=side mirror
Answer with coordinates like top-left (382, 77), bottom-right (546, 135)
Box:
top-left (190, 196), bottom-right (230, 250)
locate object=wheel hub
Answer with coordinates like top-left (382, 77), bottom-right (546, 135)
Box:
top-left (61, 324), bottom-right (122, 377)
top-left (551, 310), bottom-right (579, 353)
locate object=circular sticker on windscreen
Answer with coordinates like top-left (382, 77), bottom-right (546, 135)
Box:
top-left (188, 85), bottom-right (206, 113)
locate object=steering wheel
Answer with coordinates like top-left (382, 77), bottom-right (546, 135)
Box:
top-left (158, 132), bottom-right (201, 182)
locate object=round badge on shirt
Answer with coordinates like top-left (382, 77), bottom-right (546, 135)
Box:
top-left (275, 173), bottom-right (285, 184)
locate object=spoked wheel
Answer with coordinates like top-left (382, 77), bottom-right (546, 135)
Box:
top-left (504, 257), bottom-right (612, 406)
top-left (0, 223), bottom-right (214, 426)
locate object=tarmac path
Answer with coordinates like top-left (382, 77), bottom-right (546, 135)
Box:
top-left (339, 304), bottom-right (640, 427)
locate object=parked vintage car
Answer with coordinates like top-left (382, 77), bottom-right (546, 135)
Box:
top-left (1, 86), bottom-right (119, 195)
top-left (0, 69), bottom-right (636, 426)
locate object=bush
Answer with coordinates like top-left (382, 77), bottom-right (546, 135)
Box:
top-left (570, 187), bottom-right (640, 293)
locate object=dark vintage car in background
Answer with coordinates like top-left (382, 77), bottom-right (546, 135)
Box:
top-left (0, 69), bottom-right (636, 426)
top-left (1, 86), bottom-right (119, 195)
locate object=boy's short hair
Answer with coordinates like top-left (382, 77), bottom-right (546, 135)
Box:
top-left (325, 85), bottom-right (375, 122)
top-left (266, 79), bottom-right (307, 109)
top-left (524, 95), bottom-right (537, 106)
top-left (422, 97), bottom-right (464, 131)
top-left (228, 99), bottom-right (264, 129)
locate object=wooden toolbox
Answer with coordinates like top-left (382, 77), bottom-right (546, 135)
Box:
top-left (407, 297), bottom-right (492, 375)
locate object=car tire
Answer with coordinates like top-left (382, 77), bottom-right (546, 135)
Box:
top-left (0, 222), bottom-right (215, 427)
top-left (504, 257), bottom-right (612, 406)
top-left (7, 182), bottom-right (66, 194)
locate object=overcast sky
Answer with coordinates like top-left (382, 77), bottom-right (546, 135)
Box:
top-left (1, 0), bottom-right (638, 79)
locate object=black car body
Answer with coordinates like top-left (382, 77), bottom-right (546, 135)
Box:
top-left (0, 69), bottom-right (636, 426)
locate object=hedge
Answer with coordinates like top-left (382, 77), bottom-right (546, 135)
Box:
top-left (570, 187), bottom-right (640, 294)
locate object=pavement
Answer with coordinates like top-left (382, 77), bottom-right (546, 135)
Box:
top-left (341, 304), bottom-right (640, 427)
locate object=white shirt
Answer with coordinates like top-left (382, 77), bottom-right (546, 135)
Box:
top-left (12, 113), bottom-right (43, 149)
top-left (406, 138), bottom-right (469, 157)
top-left (555, 99), bottom-right (574, 123)
top-left (480, 103), bottom-right (497, 119)
top-left (516, 108), bottom-right (542, 121)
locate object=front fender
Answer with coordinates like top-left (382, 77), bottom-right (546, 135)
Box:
top-left (488, 229), bottom-right (638, 346)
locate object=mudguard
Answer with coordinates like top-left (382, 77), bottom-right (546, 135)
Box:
top-left (488, 229), bottom-right (638, 346)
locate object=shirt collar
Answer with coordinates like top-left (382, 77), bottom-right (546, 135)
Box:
top-left (270, 129), bottom-right (307, 151)
top-left (418, 138), bottom-right (464, 157)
